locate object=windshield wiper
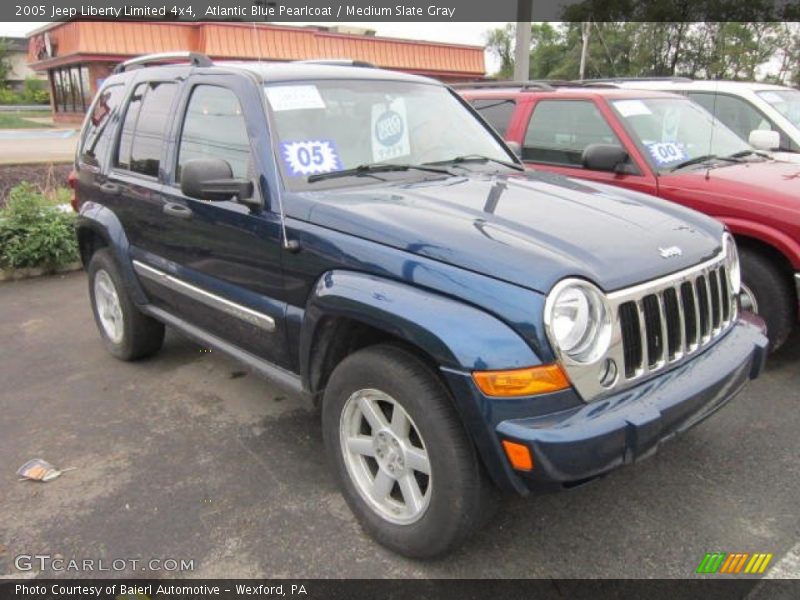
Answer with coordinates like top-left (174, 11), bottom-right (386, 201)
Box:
top-left (726, 149), bottom-right (771, 159)
top-left (425, 154), bottom-right (525, 172)
top-left (669, 154), bottom-right (742, 172)
top-left (307, 163), bottom-right (453, 183)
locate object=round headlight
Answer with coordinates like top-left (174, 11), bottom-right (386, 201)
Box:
top-left (546, 280), bottom-right (612, 364)
top-left (724, 233), bottom-right (741, 294)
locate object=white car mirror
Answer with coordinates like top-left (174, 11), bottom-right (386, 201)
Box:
top-left (749, 129), bottom-right (780, 151)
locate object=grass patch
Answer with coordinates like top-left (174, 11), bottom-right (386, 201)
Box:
top-left (0, 112), bottom-right (52, 129)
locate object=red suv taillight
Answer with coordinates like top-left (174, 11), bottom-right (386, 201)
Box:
top-left (67, 169), bottom-right (79, 212)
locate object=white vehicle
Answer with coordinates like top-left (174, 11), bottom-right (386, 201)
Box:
top-left (606, 78), bottom-right (800, 163)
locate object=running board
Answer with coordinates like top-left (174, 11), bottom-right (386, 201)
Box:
top-left (142, 305), bottom-right (307, 398)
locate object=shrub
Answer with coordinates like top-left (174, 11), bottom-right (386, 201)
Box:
top-left (21, 78), bottom-right (50, 105)
top-left (0, 87), bottom-right (20, 105)
top-left (0, 183), bottom-right (78, 270)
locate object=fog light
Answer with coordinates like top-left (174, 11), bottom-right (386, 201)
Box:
top-left (599, 358), bottom-right (617, 388)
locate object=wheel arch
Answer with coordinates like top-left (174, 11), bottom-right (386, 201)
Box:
top-left (75, 202), bottom-right (148, 305)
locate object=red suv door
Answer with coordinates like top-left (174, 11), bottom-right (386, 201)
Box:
top-left (511, 97), bottom-right (659, 197)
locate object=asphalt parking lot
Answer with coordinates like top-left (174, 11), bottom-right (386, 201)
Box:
top-left (1, 271), bottom-right (798, 579)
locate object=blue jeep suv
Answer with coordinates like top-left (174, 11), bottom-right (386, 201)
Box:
top-left (72, 53), bottom-right (768, 557)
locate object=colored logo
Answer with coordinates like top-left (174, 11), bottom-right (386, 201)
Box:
top-left (696, 552), bottom-right (773, 574)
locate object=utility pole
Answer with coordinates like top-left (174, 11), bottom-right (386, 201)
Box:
top-left (579, 21), bottom-right (591, 81)
top-left (513, 1), bottom-right (532, 81)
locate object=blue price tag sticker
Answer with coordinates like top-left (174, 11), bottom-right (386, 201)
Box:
top-left (645, 141), bottom-right (689, 166)
top-left (280, 140), bottom-right (342, 177)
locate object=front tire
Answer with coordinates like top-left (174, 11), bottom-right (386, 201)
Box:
top-left (322, 344), bottom-right (495, 558)
top-left (88, 249), bottom-right (165, 361)
top-left (739, 248), bottom-right (795, 352)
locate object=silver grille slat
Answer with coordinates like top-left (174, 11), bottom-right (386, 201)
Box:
top-left (636, 299), bottom-right (649, 376)
top-left (674, 284), bottom-right (686, 358)
top-left (611, 251), bottom-right (735, 392)
top-left (656, 292), bottom-right (669, 366)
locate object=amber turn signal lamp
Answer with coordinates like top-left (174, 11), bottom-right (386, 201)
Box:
top-left (472, 364), bottom-right (569, 397)
top-left (502, 440), bottom-right (534, 471)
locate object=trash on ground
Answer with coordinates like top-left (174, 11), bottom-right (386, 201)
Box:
top-left (17, 458), bottom-right (74, 482)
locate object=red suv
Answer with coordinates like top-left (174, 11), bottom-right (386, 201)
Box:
top-left (460, 83), bottom-right (800, 351)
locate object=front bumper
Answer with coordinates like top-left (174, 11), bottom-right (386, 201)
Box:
top-left (496, 315), bottom-right (767, 487)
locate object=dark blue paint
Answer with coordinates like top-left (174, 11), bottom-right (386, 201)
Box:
top-left (74, 62), bottom-right (769, 495)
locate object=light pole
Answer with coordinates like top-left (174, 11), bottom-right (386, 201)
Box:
top-left (513, 2), bottom-right (532, 81)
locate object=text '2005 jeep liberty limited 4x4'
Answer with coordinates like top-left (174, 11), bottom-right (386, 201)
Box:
top-left (72, 53), bottom-right (768, 558)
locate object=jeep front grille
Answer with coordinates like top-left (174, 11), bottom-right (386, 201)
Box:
top-left (614, 258), bottom-right (735, 381)
top-left (546, 242), bottom-right (738, 403)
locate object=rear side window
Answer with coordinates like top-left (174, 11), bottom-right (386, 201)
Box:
top-left (116, 81), bottom-right (178, 177)
top-left (177, 85), bottom-right (252, 181)
top-left (79, 84), bottom-right (124, 168)
top-left (470, 98), bottom-right (516, 138)
top-left (523, 99), bottom-right (620, 166)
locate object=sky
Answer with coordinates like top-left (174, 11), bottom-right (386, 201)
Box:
top-left (0, 21), bottom-right (506, 73)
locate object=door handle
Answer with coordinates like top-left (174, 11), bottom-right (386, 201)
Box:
top-left (163, 202), bottom-right (193, 219)
top-left (99, 182), bottom-right (120, 195)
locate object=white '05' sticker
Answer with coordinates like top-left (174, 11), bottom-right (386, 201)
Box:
top-left (280, 140), bottom-right (342, 176)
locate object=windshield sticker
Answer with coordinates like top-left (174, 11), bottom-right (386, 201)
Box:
top-left (645, 141), bottom-right (689, 166)
top-left (280, 140), bottom-right (342, 177)
top-left (266, 85), bottom-right (325, 112)
top-left (614, 99), bottom-right (652, 118)
top-left (371, 99), bottom-right (411, 162)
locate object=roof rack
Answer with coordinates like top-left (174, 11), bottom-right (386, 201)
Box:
top-left (113, 52), bottom-right (213, 74)
top-left (578, 76), bottom-right (693, 84)
top-left (293, 59), bottom-right (377, 68)
top-left (450, 80), bottom-right (554, 91)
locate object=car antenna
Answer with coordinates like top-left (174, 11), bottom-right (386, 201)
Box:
top-left (706, 79), bottom-right (719, 180)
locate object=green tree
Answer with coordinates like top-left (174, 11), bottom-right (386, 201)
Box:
top-left (485, 24), bottom-right (515, 79)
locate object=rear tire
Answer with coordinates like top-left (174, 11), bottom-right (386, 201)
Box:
top-left (739, 247), bottom-right (795, 352)
top-left (88, 249), bottom-right (165, 361)
top-left (322, 344), bottom-right (495, 558)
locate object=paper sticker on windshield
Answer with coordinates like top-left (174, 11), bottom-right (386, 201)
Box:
top-left (371, 99), bottom-right (411, 162)
top-left (266, 85), bottom-right (325, 112)
top-left (645, 141), bottom-right (688, 165)
top-left (614, 99), bottom-right (652, 118)
top-left (280, 140), bottom-right (342, 176)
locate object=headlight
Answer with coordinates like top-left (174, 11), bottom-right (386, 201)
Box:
top-left (545, 279), bottom-right (612, 364)
top-left (724, 232), bottom-right (741, 294)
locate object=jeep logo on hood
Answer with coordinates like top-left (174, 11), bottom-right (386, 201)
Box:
top-left (659, 246), bottom-right (683, 258)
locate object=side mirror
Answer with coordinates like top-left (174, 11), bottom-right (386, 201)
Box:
top-left (505, 140), bottom-right (522, 158)
top-left (180, 158), bottom-right (257, 207)
top-left (748, 129), bottom-right (780, 151)
top-left (582, 143), bottom-right (630, 173)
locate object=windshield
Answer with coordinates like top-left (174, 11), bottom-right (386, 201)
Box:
top-left (264, 80), bottom-right (513, 189)
top-left (757, 89), bottom-right (800, 128)
top-left (610, 97), bottom-right (752, 171)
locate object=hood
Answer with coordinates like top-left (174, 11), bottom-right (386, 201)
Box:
top-left (286, 170), bottom-right (724, 293)
top-left (663, 160), bottom-right (800, 206)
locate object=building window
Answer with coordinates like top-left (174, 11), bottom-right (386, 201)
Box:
top-left (50, 65), bottom-right (92, 113)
